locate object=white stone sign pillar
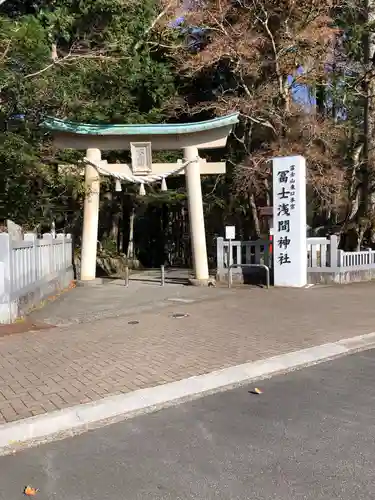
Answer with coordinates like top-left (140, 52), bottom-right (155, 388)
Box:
top-left (272, 155), bottom-right (307, 287)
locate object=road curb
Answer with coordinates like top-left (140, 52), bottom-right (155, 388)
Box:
top-left (1, 331), bottom-right (375, 455)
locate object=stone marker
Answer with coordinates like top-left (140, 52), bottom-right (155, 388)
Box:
top-left (272, 155), bottom-right (307, 287)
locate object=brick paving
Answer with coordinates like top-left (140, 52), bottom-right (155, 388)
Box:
top-left (1, 282), bottom-right (375, 424)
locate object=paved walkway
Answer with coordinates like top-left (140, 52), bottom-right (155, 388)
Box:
top-left (0, 281), bottom-right (375, 424)
top-left (27, 270), bottom-right (216, 327)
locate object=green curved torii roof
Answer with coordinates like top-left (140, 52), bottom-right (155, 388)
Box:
top-left (42, 113), bottom-right (239, 136)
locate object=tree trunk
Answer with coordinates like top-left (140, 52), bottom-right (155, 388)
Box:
top-left (316, 83), bottom-right (325, 116)
top-left (110, 212), bottom-right (120, 246)
top-left (249, 193), bottom-right (261, 238)
top-left (363, 0), bottom-right (375, 241)
top-left (127, 206), bottom-right (135, 260)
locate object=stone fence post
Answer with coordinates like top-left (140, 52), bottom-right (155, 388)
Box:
top-left (0, 233), bottom-right (11, 323)
top-left (24, 233), bottom-right (38, 283)
top-left (216, 237), bottom-right (225, 280)
top-left (329, 235), bottom-right (339, 268)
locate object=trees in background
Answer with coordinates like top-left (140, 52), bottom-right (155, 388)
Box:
top-left (1, 0), bottom-right (375, 266)
top-left (156, 0), bottom-right (375, 250)
top-left (0, 0), bottom-right (176, 240)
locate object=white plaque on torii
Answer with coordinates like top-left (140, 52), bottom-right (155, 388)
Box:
top-left (130, 142), bottom-right (152, 175)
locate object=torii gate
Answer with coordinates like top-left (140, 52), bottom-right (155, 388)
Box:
top-left (42, 113), bottom-right (239, 285)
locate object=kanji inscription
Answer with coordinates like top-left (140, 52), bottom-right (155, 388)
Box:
top-left (273, 156), bottom-right (307, 287)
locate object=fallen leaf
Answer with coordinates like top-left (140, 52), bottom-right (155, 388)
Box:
top-left (24, 486), bottom-right (39, 496)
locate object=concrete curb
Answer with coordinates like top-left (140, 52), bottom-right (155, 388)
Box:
top-left (1, 331), bottom-right (375, 455)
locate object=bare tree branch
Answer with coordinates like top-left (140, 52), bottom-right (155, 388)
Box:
top-left (134, 1), bottom-right (175, 50)
top-left (24, 51), bottom-right (128, 79)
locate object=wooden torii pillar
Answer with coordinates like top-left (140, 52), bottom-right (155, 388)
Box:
top-left (43, 113), bottom-right (239, 285)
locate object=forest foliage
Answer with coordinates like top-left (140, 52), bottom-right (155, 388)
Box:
top-left (1, 0), bottom-right (375, 266)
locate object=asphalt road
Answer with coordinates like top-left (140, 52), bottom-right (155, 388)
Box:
top-left (2, 350), bottom-right (375, 500)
